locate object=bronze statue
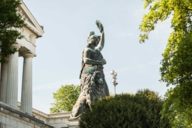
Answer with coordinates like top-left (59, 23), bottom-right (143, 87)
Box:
top-left (69, 21), bottom-right (109, 119)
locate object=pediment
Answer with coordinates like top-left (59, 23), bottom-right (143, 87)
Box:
top-left (19, 1), bottom-right (44, 37)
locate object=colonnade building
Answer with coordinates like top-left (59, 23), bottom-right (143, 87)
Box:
top-left (0, 1), bottom-right (44, 114)
top-left (0, 1), bottom-right (78, 128)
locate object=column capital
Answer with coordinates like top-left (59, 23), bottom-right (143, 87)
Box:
top-left (12, 43), bottom-right (21, 50)
top-left (23, 53), bottom-right (34, 58)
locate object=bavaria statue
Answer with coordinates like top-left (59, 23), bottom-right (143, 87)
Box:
top-left (70, 20), bottom-right (109, 119)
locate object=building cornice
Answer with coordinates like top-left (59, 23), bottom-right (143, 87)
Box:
top-left (19, 1), bottom-right (44, 38)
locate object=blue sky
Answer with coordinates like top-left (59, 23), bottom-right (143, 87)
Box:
top-left (19, 0), bottom-right (171, 113)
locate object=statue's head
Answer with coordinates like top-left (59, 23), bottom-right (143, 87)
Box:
top-left (87, 31), bottom-right (100, 47)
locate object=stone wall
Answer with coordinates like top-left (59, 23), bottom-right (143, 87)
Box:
top-left (0, 102), bottom-right (53, 128)
top-left (32, 109), bottom-right (79, 128)
top-left (0, 101), bottom-right (79, 128)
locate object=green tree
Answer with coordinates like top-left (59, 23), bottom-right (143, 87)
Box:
top-left (0, 0), bottom-right (24, 62)
top-left (50, 84), bottom-right (80, 113)
top-left (80, 89), bottom-right (170, 128)
top-left (140, 0), bottom-right (192, 127)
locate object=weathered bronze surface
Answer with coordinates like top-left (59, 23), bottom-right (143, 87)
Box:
top-left (70, 21), bottom-right (109, 119)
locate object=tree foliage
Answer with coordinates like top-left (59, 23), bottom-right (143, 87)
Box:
top-left (162, 88), bottom-right (192, 128)
top-left (140, 0), bottom-right (192, 127)
top-left (50, 84), bottom-right (80, 113)
top-left (79, 89), bottom-right (170, 128)
top-left (0, 0), bottom-right (24, 62)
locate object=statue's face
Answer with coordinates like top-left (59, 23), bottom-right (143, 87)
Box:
top-left (88, 36), bottom-right (98, 46)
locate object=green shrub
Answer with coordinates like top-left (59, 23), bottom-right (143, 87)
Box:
top-left (79, 89), bottom-right (170, 128)
top-left (50, 84), bottom-right (80, 113)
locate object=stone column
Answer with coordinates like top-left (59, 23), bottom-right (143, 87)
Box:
top-left (6, 45), bottom-right (19, 108)
top-left (0, 62), bottom-right (8, 102)
top-left (21, 53), bottom-right (33, 114)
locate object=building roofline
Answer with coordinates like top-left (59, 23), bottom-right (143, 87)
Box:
top-left (19, 1), bottom-right (44, 37)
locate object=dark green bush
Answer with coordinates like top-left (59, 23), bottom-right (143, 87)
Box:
top-left (79, 89), bottom-right (170, 128)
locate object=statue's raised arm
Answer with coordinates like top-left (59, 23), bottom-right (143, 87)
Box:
top-left (95, 20), bottom-right (105, 51)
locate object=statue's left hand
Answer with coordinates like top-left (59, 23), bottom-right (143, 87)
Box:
top-left (96, 20), bottom-right (104, 33)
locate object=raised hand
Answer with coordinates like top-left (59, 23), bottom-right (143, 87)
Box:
top-left (96, 20), bottom-right (104, 33)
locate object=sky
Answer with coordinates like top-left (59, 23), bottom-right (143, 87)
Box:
top-left (19, 0), bottom-right (171, 113)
